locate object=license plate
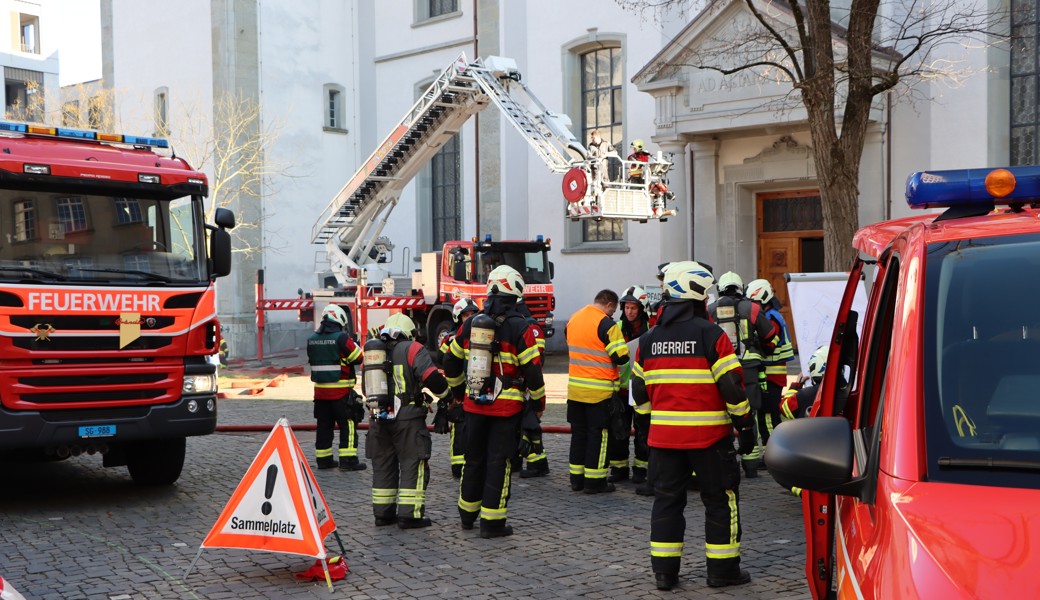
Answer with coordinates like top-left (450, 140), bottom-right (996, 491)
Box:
top-left (79, 424), bottom-right (116, 438)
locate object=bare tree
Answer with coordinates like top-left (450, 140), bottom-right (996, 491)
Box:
top-left (620, 0), bottom-right (1005, 269)
top-left (163, 93), bottom-right (295, 257)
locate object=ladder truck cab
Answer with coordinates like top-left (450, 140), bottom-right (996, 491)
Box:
top-left (312, 52), bottom-right (661, 342)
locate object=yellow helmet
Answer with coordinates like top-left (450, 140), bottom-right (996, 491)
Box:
top-left (631, 139), bottom-right (646, 152)
top-left (381, 313), bottom-right (417, 339)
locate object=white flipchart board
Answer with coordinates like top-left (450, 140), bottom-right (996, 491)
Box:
top-left (785, 272), bottom-right (868, 376)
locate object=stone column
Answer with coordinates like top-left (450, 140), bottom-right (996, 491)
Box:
top-left (657, 139), bottom-right (689, 262)
top-left (690, 139), bottom-right (720, 266)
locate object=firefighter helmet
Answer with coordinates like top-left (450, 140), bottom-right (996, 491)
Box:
top-left (486, 265), bottom-right (525, 298)
top-left (452, 298), bottom-right (479, 322)
top-left (631, 139), bottom-right (646, 152)
top-left (382, 313), bottom-right (417, 340)
top-left (745, 279), bottom-right (775, 305)
top-left (322, 304), bottom-right (348, 327)
top-left (808, 345), bottom-right (828, 381)
top-left (620, 285), bottom-right (649, 311)
top-left (663, 261), bottom-right (714, 301)
top-left (717, 271), bottom-right (744, 295)
top-left (656, 262), bottom-right (672, 282)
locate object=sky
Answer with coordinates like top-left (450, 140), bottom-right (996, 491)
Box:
top-left (52, 0), bottom-right (102, 86)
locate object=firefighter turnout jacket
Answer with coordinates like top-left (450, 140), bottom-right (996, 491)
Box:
top-left (307, 327), bottom-right (363, 399)
top-left (567, 304), bottom-right (630, 403)
top-left (387, 339), bottom-right (450, 417)
top-left (762, 305), bottom-right (794, 386)
top-left (443, 306), bottom-right (547, 416)
top-left (631, 300), bottom-right (753, 448)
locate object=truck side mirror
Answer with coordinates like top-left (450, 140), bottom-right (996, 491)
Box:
top-left (210, 228), bottom-right (232, 278)
top-left (549, 261), bottom-right (555, 280)
top-left (214, 207), bottom-right (236, 230)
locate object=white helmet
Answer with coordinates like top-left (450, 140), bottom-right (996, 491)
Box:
top-left (486, 265), bottom-right (525, 298)
top-left (808, 345), bottom-right (828, 381)
top-left (662, 261), bottom-right (714, 301)
top-left (746, 279), bottom-right (775, 305)
top-left (620, 285), bottom-right (649, 311)
top-left (381, 313), bottom-right (417, 340)
top-left (717, 271), bottom-right (743, 295)
top-left (452, 298), bottom-right (478, 322)
top-left (322, 304), bottom-right (348, 327)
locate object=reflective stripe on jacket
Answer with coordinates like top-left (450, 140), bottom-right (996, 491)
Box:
top-left (631, 303), bottom-right (749, 449)
top-left (307, 330), bottom-right (362, 400)
top-left (567, 304), bottom-right (629, 403)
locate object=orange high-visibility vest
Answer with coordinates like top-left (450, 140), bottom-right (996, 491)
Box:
top-left (567, 304), bottom-right (627, 402)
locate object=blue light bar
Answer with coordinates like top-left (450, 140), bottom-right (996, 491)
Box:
top-left (536, 234), bottom-right (544, 242)
top-left (906, 166), bottom-right (1040, 209)
top-left (485, 234), bottom-right (492, 242)
top-left (122, 134), bottom-right (170, 148)
top-left (0, 120), bottom-right (170, 149)
top-left (0, 122), bottom-right (27, 133)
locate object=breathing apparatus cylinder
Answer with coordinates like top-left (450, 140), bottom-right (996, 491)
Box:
top-left (467, 313), bottom-right (496, 403)
top-left (715, 302), bottom-right (740, 349)
top-left (362, 337), bottom-right (392, 418)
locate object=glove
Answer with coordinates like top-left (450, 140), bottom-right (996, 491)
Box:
top-left (347, 390), bottom-right (365, 422)
top-left (447, 400), bottom-right (465, 423)
top-left (737, 426), bottom-right (757, 455)
top-left (432, 400), bottom-right (450, 434)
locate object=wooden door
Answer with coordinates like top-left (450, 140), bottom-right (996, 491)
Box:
top-left (757, 190), bottom-right (825, 351)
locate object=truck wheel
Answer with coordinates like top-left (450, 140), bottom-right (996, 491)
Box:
top-left (429, 318), bottom-right (455, 353)
top-left (127, 437), bottom-right (186, 485)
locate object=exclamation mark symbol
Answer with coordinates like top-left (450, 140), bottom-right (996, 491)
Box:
top-left (261, 464), bottom-right (278, 516)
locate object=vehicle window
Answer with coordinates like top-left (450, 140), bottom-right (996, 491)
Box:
top-left (0, 191), bottom-right (207, 283)
top-left (473, 250), bottom-right (550, 284)
top-left (924, 233), bottom-right (1040, 488)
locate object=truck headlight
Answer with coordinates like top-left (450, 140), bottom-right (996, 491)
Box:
top-left (544, 314), bottom-right (554, 326)
top-left (183, 374), bottom-right (217, 394)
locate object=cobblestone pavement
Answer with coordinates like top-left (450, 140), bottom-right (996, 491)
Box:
top-left (1, 357), bottom-right (813, 599)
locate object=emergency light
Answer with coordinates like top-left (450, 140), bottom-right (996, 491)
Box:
top-left (0, 120), bottom-right (170, 148)
top-left (906, 166), bottom-right (1040, 209)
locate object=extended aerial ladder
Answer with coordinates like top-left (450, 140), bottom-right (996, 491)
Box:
top-left (310, 53), bottom-right (676, 287)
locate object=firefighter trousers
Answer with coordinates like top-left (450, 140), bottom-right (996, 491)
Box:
top-left (632, 410), bottom-right (650, 472)
top-left (741, 363), bottom-right (764, 464)
top-left (607, 401), bottom-right (641, 470)
top-left (314, 398), bottom-right (358, 464)
top-left (458, 412), bottom-right (521, 530)
top-left (366, 416), bottom-right (432, 521)
top-left (567, 398), bottom-right (611, 489)
top-left (520, 401), bottom-right (546, 468)
top-left (449, 418), bottom-right (467, 475)
top-left (649, 436), bottom-right (743, 579)
top-left (758, 381), bottom-right (784, 446)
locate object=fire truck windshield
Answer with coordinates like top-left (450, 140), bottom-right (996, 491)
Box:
top-left (474, 249), bottom-right (551, 285)
top-left (924, 232), bottom-right (1040, 489)
top-left (0, 191), bottom-right (207, 284)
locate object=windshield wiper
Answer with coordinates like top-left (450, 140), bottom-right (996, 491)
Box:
top-left (75, 268), bottom-right (176, 283)
top-left (938, 457), bottom-right (1040, 471)
top-left (0, 266), bottom-right (66, 281)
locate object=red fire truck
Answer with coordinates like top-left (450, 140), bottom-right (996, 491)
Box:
top-left (298, 53), bottom-right (670, 344)
top-left (767, 166), bottom-right (1040, 598)
top-left (0, 121), bottom-right (235, 485)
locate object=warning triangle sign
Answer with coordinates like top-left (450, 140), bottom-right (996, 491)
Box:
top-left (201, 418), bottom-right (338, 558)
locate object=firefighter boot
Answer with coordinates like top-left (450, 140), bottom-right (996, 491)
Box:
top-left (479, 522), bottom-right (514, 539)
top-left (584, 481), bottom-right (616, 495)
top-left (316, 457), bottom-right (338, 470)
top-left (374, 514), bottom-right (398, 527)
top-left (570, 474), bottom-right (585, 492)
top-left (338, 458), bottom-right (367, 471)
top-left (631, 466), bottom-right (647, 484)
top-left (655, 573), bottom-right (679, 591)
top-left (635, 480), bottom-right (654, 496)
top-left (520, 460), bottom-right (549, 478)
top-left (398, 517), bottom-right (432, 530)
top-left (707, 569), bottom-right (751, 588)
top-left (607, 466), bottom-right (630, 483)
top-left (742, 459), bottom-right (759, 478)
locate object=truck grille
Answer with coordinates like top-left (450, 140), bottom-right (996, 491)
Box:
top-left (524, 294), bottom-right (551, 319)
top-left (13, 336), bottom-right (172, 351)
top-left (2, 365), bottom-right (180, 410)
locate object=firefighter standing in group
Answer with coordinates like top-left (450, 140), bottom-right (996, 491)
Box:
top-left (631, 261), bottom-right (756, 591)
top-left (566, 289), bottom-right (629, 494)
top-left (607, 285), bottom-right (651, 485)
top-left (443, 265), bottom-right (547, 538)
top-left (435, 298), bottom-right (479, 479)
top-left (362, 313), bottom-right (450, 529)
top-left (306, 304), bottom-right (365, 471)
top-left (517, 298), bottom-right (549, 479)
top-left (708, 272), bottom-right (778, 478)
top-left (745, 279), bottom-right (794, 450)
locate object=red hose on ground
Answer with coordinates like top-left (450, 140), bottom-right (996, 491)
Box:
top-left (216, 423), bottom-right (577, 434)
